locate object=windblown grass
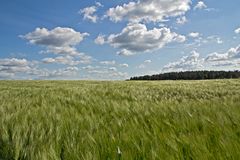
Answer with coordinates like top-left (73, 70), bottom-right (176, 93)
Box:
top-left (0, 80), bottom-right (240, 159)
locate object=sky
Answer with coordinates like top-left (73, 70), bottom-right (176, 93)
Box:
top-left (0, 0), bottom-right (240, 80)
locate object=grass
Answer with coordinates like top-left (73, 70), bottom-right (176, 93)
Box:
top-left (0, 80), bottom-right (240, 160)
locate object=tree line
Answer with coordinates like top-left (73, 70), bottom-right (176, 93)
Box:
top-left (130, 70), bottom-right (240, 80)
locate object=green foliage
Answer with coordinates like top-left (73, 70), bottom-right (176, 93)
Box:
top-left (130, 70), bottom-right (240, 80)
top-left (0, 80), bottom-right (240, 159)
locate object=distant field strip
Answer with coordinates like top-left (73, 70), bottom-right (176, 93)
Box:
top-left (0, 80), bottom-right (240, 159)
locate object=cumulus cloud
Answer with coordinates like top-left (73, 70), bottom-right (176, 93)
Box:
top-left (205, 45), bottom-right (240, 62)
top-left (0, 72), bottom-right (14, 79)
top-left (82, 65), bottom-right (99, 70)
top-left (163, 51), bottom-right (204, 71)
top-left (41, 46), bottom-right (80, 56)
top-left (205, 52), bottom-right (228, 61)
top-left (188, 32), bottom-right (200, 38)
top-left (106, 0), bottom-right (191, 23)
top-left (119, 63), bottom-right (129, 68)
top-left (206, 36), bottom-right (223, 44)
top-left (204, 45), bottom-right (240, 68)
top-left (100, 60), bottom-right (116, 65)
top-left (28, 66), bottom-right (80, 79)
top-left (79, 2), bottom-right (103, 23)
top-left (94, 34), bottom-right (106, 45)
top-left (109, 67), bottom-right (117, 71)
top-left (0, 58), bottom-right (29, 67)
top-left (42, 55), bottom-right (91, 66)
top-left (162, 44), bottom-right (240, 72)
top-left (216, 38), bottom-right (223, 44)
top-left (22, 27), bottom-right (88, 47)
top-left (0, 57), bottom-right (80, 79)
top-left (46, 67), bottom-right (79, 78)
top-left (144, 60), bottom-right (152, 63)
top-left (21, 27), bottom-right (89, 56)
top-left (138, 64), bottom-right (146, 69)
top-left (107, 23), bottom-right (186, 56)
top-left (210, 60), bottom-right (240, 67)
top-left (176, 16), bottom-right (188, 25)
top-left (194, 1), bottom-right (207, 10)
top-left (138, 59), bottom-right (152, 69)
top-left (0, 58), bottom-right (39, 79)
top-left (83, 65), bottom-right (128, 79)
top-left (185, 35), bottom-right (223, 48)
top-left (116, 49), bottom-right (135, 56)
top-left (235, 27), bottom-right (240, 34)
top-left (0, 58), bottom-right (31, 74)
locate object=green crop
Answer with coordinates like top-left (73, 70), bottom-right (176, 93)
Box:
top-left (0, 80), bottom-right (240, 159)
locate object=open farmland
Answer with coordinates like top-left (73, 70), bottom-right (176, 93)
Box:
top-left (0, 80), bottom-right (240, 159)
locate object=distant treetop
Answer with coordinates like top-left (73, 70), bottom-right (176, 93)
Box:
top-left (130, 70), bottom-right (240, 81)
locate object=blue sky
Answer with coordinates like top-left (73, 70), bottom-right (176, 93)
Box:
top-left (0, 0), bottom-right (240, 80)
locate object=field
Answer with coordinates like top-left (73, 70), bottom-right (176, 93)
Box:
top-left (0, 80), bottom-right (240, 160)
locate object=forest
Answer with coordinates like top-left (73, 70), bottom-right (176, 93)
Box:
top-left (130, 70), bottom-right (240, 80)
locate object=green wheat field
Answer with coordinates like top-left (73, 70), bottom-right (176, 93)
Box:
top-left (0, 80), bottom-right (240, 160)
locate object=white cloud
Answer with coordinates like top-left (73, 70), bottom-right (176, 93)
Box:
top-left (185, 35), bottom-right (224, 47)
top-left (22, 27), bottom-right (88, 47)
top-left (205, 45), bottom-right (240, 62)
top-left (28, 66), bottom-right (80, 79)
top-left (210, 60), bottom-right (240, 67)
top-left (216, 37), bottom-right (223, 44)
top-left (107, 23), bottom-right (186, 56)
top-left (0, 58), bottom-right (31, 73)
top-left (206, 36), bottom-right (223, 44)
top-left (80, 6), bottom-right (98, 23)
top-left (117, 49), bottom-right (135, 56)
top-left (41, 46), bottom-right (80, 56)
top-left (138, 64), bottom-right (146, 69)
top-left (0, 58), bottom-right (38, 79)
top-left (21, 27), bottom-right (89, 56)
top-left (204, 8), bottom-right (218, 12)
top-left (0, 58), bottom-right (80, 79)
top-left (106, 0), bottom-right (191, 23)
top-left (176, 16), bottom-right (188, 25)
top-left (34, 67), bottom-right (79, 79)
top-left (109, 67), bottom-right (117, 71)
top-left (83, 65), bottom-right (128, 79)
top-left (100, 60), bottom-right (116, 65)
top-left (144, 60), bottom-right (152, 63)
top-left (194, 1), bottom-right (207, 10)
top-left (42, 55), bottom-right (91, 66)
top-left (95, 2), bottom-right (103, 7)
top-left (163, 51), bottom-right (204, 71)
top-left (94, 34), bottom-right (105, 45)
top-left (138, 59), bottom-right (152, 69)
top-left (48, 67), bottom-right (79, 78)
top-left (79, 2), bottom-right (103, 23)
top-left (82, 65), bottom-right (99, 70)
top-left (0, 58), bottom-right (28, 67)
top-left (205, 52), bottom-right (228, 61)
top-left (119, 63), bottom-right (129, 68)
top-left (162, 45), bottom-right (240, 72)
top-left (188, 32), bottom-right (200, 38)
top-left (235, 27), bottom-right (240, 34)
top-left (0, 72), bottom-right (14, 79)
top-left (42, 58), bottom-right (56, 64)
